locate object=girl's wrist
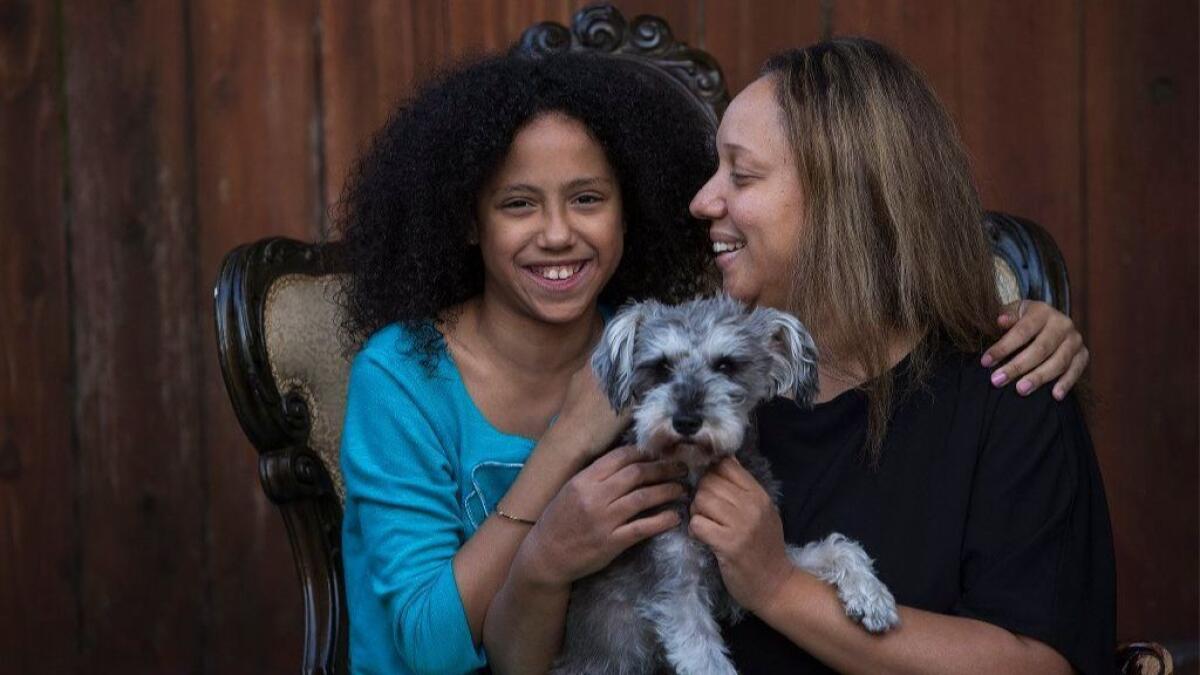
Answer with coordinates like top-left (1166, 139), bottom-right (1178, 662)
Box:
top-left (512, 533), bottom-right (573, 592)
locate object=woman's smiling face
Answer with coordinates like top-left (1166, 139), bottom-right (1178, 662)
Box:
top-left (475, 112), bottom-right (624, 325)
top-left (690, 76), bottom-right (806, 310)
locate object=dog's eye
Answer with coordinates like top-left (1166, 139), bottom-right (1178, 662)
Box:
top-left (653, 359), bottom-right (673, 379)
top-left (713, 358), bottom-right (739, 375)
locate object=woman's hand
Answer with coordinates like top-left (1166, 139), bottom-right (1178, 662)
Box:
top-left (689, 457), bottom-right (795, 616)
top-left (516, 445), bottom-right (686, 588)
top-left (981, 300), bottom-right (1088, 400)
top-left (552, 363), bottom-right (632, 463)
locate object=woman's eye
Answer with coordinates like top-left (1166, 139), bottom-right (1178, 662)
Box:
top-left (730, 172), bottom-right (754, 187)
top-left (574, 193), bottom-right (604, 206)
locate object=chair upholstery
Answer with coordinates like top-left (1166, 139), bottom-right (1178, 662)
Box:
top-left (214, 5), bottom-right (1155, 674)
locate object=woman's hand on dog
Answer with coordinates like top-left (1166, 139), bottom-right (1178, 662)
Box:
top-left (982, 300), bottom-right (1088, 401)
top-left (515, 445), bottom-right (687, 588)
top-left (690, 457), bottom-right (795, 617)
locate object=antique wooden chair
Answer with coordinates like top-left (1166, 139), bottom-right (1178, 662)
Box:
top-left (213, 5), bottom-right (1162, 674)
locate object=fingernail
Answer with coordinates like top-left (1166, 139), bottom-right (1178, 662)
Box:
top-left (980, 354), bottom-right (994, 367)
top-left (1017, 379), bottom-right (1033, 395)
top-left (990, 371), bottom-right (1008, 386)
top-left (1052, 387), bottom-right (1064, 401)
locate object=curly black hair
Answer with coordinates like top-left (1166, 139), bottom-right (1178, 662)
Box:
top-left (336, 51), bottom-right (717, 358)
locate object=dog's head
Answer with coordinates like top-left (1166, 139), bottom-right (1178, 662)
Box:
top-left (592, 295), bottom-right (818, 470)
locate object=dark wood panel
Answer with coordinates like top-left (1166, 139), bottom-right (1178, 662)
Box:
top-left (61, 1), bottom-right (205, 671)
top-left (448, 0), bottom-right (573, 56)
top-left (320, 0), bottom-right (449, 224)
top-left (953, 1), bottom-right (1085, 318)
top-left (580, 0), bottom-right (703, 45)
top-left (0, 1), bottom-right (77, 672)
top-left (703, 0), bottom-right (824, 94)
top-left (190, 1), bottom-right (324, 672)
top-left (1084, 0), bottom-right (1199, 646)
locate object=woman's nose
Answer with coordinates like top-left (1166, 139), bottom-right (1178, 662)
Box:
top-left (689, 174), bottom-right (724, 220)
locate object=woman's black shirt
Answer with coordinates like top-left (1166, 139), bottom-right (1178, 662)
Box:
top-left (725, 346), bottom-right (1116, 675)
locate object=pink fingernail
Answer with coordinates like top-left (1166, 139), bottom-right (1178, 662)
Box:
top-left (1017, 380), bottom-right (1033, 395)
top-left (1053, 387), bottom-right (1064, 401)
top-left (991, 371), bottom-right (1008, 386)
top-left (980, 354), bottom-right (994, 367)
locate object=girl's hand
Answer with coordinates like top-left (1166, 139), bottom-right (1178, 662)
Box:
top-left (553, 364), bottom-right (631, 462)
top-left (981, 300), bottom-right (1088, 400)
top-left (689, 457), bottom-right (795, 616)
top-left (516, 446), bottom-right (686, 588)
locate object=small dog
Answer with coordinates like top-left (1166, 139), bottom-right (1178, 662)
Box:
top-left (552, 295), bottom-right (899, 675)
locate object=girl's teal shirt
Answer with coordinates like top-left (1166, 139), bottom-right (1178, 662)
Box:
top-left (340, 323), bottom-right (537, 674)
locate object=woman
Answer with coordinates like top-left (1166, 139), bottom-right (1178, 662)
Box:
top-left (683, 40), bottom-right (1113, 674)
top-left (339, 51), bottom-right (1093, 675)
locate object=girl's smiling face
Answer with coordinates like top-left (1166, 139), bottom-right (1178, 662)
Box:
top-left (475, 113), bottom-right (624, 325)
top-left (689, 76), bottom-right (806, 310)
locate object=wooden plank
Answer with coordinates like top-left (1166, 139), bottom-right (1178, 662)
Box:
top-left (448, 0), bottom-right (573, 56)
top-left (1084, 0), bottom-right (1198, 645)
top-left (0, 1), bottom-right (77, 672)
top-left (320, 0), bottom-right (449, 224)
top-left (953, 0), bottom-right (1085, 318)
top-left (829, 0), bottom-right (963, 122)
top-left (60, 1), bottom-right (205, 671)
top-left (703, 0), bottom-right (824, 94)
top-left (190, 1), bottom-right (324, 672)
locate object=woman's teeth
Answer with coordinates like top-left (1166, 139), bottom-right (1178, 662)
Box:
top-left (712, 241), bottom-right (745, 254)
top-left (532, 263), bottom-right (585, 280)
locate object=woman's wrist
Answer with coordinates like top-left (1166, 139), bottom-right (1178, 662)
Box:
top-left (753, 566), bottom-right (822, 629)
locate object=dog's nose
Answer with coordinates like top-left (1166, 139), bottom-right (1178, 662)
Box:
top-left (672, 413), bottom-right (702, 437)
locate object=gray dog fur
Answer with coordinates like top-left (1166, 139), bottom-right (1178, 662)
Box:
top-left (551, 295), bottom-right (899, 675)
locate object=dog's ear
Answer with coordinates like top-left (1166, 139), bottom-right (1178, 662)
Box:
top-left (759, 308), bottom-right (819, 406)
top-left (591, 302), bottom-right (645, 410)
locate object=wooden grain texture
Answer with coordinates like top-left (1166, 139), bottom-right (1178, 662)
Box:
top-left (1083, 0), bottom-right (1198, 647)
top-left (320, 0), bottom-right (449, 227)
top-left (448, 0), bottom-right (573, 56)
top-left (189, 1), bottom-right (324, 672)
top-left (703, 0), bottom-right (823, 94)
top-left (61, 1), bottom-right (205, 671)
top-left (0, 1), bottom-right (77, 672)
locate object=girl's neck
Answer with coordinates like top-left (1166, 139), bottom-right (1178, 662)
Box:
top-left (457, 295), bottom-right (603, 377)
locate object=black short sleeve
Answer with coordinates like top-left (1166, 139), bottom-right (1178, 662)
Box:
top-left (953, 387), bottom-right (1116, 675)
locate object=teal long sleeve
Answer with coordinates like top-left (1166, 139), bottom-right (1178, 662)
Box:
top-left (340, 325), bottom-right (535, 674)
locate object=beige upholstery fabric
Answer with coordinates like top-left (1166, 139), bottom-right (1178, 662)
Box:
top-left (264, 273), bottom-right (352, 502)
top-left (993, 256), bottom-right (1021, 306)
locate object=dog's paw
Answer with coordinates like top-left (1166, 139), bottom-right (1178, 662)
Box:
top-left (839, 575), bottom-right (900, 633)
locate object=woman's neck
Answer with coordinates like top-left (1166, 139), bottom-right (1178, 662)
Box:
top-left (815, 331), bottom-right (921, 404)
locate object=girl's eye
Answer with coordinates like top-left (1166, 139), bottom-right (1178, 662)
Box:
top-left (574, 193), bottom-right (604, 206)
top-left (502, 199), bottom-right (534, 210)
top-left (730, 172), bottom-right (754, 186)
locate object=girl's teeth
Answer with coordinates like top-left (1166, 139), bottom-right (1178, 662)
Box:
top-left (712, 241), bottom-right (745, 254)
top-left (537, 264), bottom-right (582, 280)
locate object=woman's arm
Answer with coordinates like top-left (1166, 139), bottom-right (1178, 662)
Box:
top-left (981, 300), bottom-right (1088, 400)
top-left (689, 458), bottom-right (1073, 675)
top-left (756, 572), bottom-right (1071, 675)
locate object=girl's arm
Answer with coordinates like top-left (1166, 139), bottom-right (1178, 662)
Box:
top-left (483, 446), bottom-right (686, 674)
